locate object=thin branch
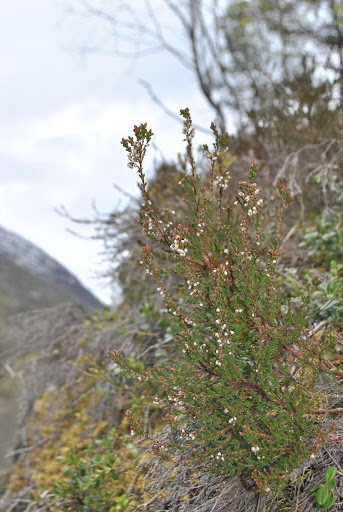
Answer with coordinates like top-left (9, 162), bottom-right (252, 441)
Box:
top-left (311, 407), bottom-right (343, 414)
top-left (5, 438), bottom-right (49, 458)
top-left (139, 79), bottom-right (213, 135)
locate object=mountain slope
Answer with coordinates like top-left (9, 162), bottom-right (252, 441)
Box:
top-left (0, 226), bottom-right (102, 311)
top-left (0, 253), bottom-right (74, 319)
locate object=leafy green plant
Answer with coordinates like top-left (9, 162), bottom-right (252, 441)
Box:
top-left (40, 431), bottom-right (132, 511)
top-left (299, 206), bottom-right (343, 270)
top-left (109, 110), bottom-right (339, 496)
top-left (298, 205), bottom-right (343, 326)
top-left (309, 466), bottom-right (341, 510)
top-left (308, 261), bottom-right (343, 327)
top-left (276, 262), bottom-right (343, 328)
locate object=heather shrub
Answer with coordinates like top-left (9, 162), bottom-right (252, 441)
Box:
top-left (109, 109), bottom-right (338, 496)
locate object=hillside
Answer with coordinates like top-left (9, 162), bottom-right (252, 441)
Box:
top-left (0, 226), bottom-right (102, 312)
top-left (0, 253), bottom-right (72, 320)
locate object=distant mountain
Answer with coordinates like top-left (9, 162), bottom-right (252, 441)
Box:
top-left (0, 226), bottom-right (102, 313)
top-left (0, 253), bottom-right (72, 319)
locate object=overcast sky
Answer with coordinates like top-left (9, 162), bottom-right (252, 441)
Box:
top-left (0, 0), bottom-right (225, 304)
